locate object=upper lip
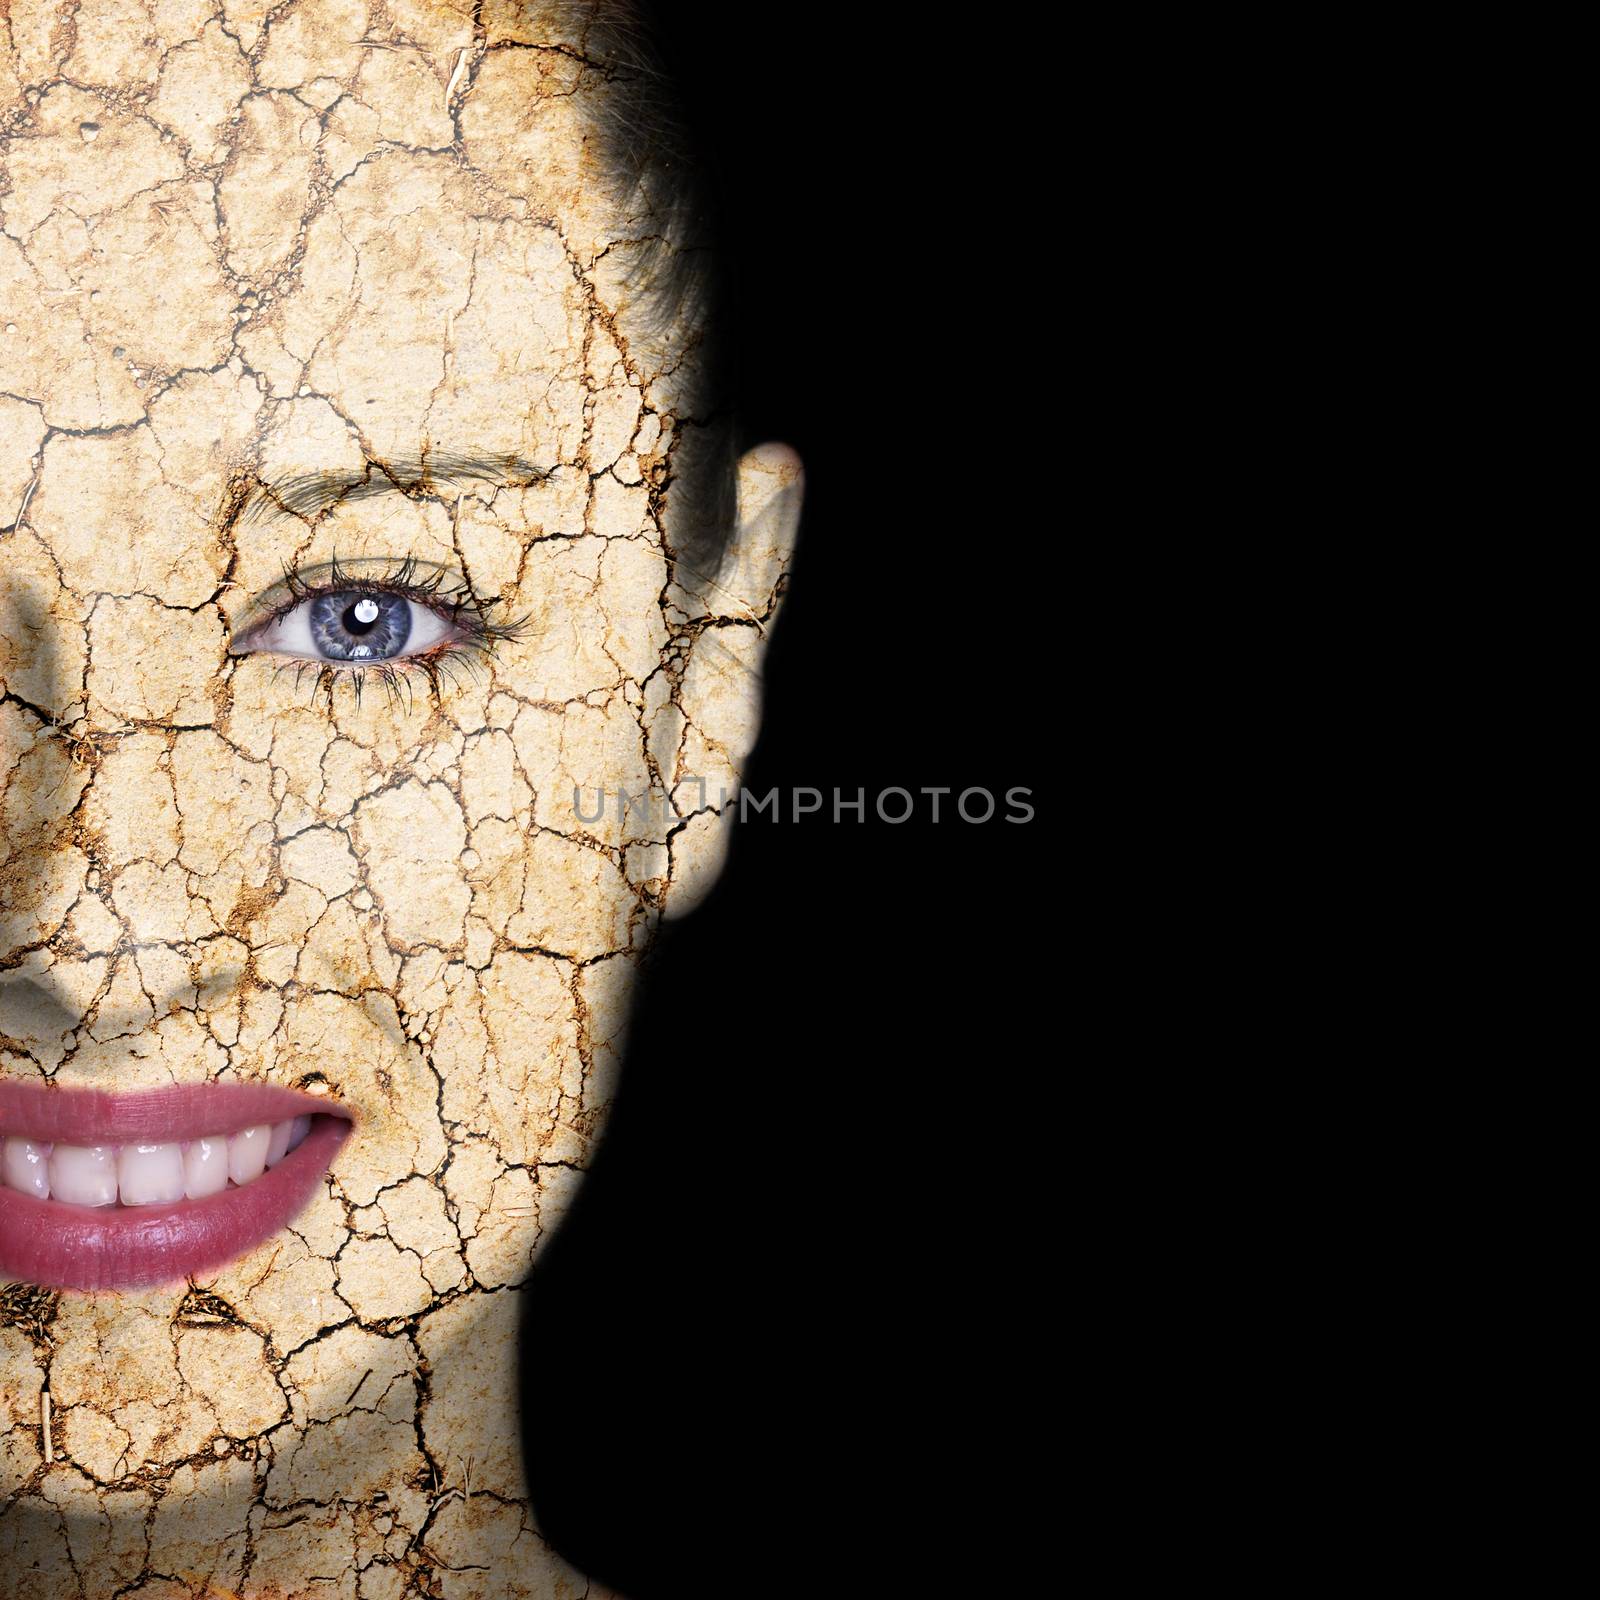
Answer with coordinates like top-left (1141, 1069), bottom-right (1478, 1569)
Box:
top-left (0, 1080), bottom-right (355, 1144)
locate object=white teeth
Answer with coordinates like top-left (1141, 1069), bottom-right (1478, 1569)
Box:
top-left (184, 1135), bottom-right (230, 1200)
top-left (0, 1116), bottom-right (323, 1207)
top-left (264, 1119), bottom-right (293, 1168)
top-left (49, 1144), bottom-right (119, 1207)
top-left (2, 1137), bottom-right (53, 1200)
top-left (228, 1125), bottom-right (270, 1187)
top-left (117, 1141), bottom-right (186, 1207)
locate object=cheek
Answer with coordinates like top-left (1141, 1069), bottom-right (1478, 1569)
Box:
top-left (169, 683), bottom-right (652, 1169)
top-left (351, 778), bottom-right (472, 948)
top-left (85, 597), bottom-right (228, 725)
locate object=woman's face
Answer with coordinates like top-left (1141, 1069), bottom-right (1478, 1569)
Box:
top-left (0, 5), bottom-right (798, 1591)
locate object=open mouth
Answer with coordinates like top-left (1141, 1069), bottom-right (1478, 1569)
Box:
top-left (0, 1082), bottom-right (354, 1292)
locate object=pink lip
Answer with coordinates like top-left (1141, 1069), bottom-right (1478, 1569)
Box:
top-left (0, 1080), bottom-right (347, 1145)
top-left (0, 1082), bottom-right (354, 1292)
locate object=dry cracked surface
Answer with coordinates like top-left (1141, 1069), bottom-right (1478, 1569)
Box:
top-left (0, 3), bottom-right (801, 1595)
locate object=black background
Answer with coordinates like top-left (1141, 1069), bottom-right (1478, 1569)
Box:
top-left (520, 13), bottom-right (1046, 1595)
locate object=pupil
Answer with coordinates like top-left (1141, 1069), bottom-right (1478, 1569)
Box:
top-left (344, 599), bottom-right (380, 634)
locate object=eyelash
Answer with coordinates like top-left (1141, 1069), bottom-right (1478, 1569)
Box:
top-left (238, 553), bottom-right (529, 711)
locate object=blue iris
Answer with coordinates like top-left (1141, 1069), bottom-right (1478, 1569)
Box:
top-left (309, 592), bottom-right (411, 662)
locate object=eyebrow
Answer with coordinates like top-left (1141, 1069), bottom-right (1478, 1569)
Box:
top-left (234, 451), bottom-right (552, 529)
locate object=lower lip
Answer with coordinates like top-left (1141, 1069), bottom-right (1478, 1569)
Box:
top-left (0, 1116), bottom-right (352, 1292)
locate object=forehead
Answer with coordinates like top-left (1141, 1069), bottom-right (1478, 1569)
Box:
top-left (0, 3), bottom-right (656, 474)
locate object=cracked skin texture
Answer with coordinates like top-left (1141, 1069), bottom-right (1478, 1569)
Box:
top-left (0, 3), bottom-right (802, 1595)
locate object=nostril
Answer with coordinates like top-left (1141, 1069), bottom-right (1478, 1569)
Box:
top-left (0, 974), bottom-right (78, 1045)
top-left (0, 953), bottom-right (185, 1048)
top-left (0, 953), bottom-right (254, 1049)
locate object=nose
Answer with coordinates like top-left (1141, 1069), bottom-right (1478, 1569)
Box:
top-left (1, 575), bottom-right (237, 1061)
top-left (2, 589), bottom-right (89, 997)
top-left (0, 553), bottom-right (88, 727)
top-left (0, 730), bottom-right (182, 1051)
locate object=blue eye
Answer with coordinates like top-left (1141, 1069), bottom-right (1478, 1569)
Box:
top-left (308, 592), bottom-right (411, 661)
top-left (239, 588), bottom-right (456, 664)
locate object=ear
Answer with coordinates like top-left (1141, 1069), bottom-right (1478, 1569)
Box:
top-left (663, 441), bottom-right (804, 920)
